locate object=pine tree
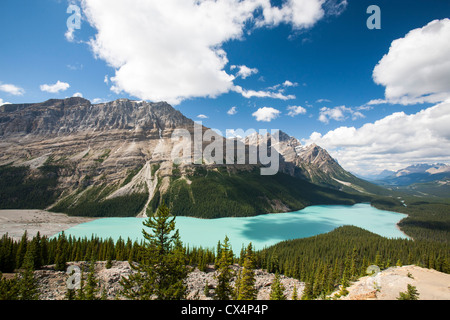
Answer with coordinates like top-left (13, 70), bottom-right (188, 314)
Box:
top-left (237, 243), bottom-right (257, 300)
top-left (0, 274), bottom-right (20, 300)
top-left (54, 232), bottom-right (67, 272)
top-left (215, 235), bottom-right (234, 300)
top-left (215, 240), bottom-right (222, 269)
top-left (85, 257), bottom-right (99, 300)
top-left (120, 202), bottom-right (189, 300)
top-left (77, 269), bottom-right (85, 300)
top-left (292, 284), bottom-right (298, 300)
top-left (269, 273), bottom-right (286, 300)
top-left (301, 277), bottom-right (314, 300)
top-left (397, 284), bottom-right (419, 300)
top-left (17, 248), bottom-right (39, 300)
top-left (16, 231), bottom-right (28, 270)
top-left (204, 280), bottom-right (210, 298)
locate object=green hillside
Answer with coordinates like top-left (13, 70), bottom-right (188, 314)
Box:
top-left (149, 166), bottom-right (372, 218)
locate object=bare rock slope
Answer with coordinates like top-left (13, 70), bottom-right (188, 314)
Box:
top-left (337, 265), bottom-right (450, 300)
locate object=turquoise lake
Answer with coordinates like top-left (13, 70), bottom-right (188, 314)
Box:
top-left (59, 203), bottom-right (409, 250)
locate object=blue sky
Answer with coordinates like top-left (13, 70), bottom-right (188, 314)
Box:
top-left (1, 0), bottom-right (450, 174)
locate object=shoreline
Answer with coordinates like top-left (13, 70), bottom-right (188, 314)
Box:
top-left (0, 209), bottom-right (98, 241)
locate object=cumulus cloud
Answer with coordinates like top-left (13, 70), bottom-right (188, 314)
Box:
top-left (287, 105), bottom-right (307, 117)
top-left (305, 101), bottom-right (450, 174)
top-left (72, 92), bottom-right (83, 98)
top-left (257, 0), bottom-right (326, 29)
top-left (92, 98), bottom-right (108, 104)
top-left (316, 98), bottom-right (331, 103)
top-left (283, 80), bottom-right (298, 87)
top-left (0, 83), bottom-right (25, 96)
top-left (197, 114), bottom-right (209, 119)
top-left (0, 98), bottom-right (11, 106)
top-left (233, 85), bottom-right (295, 100)
top-left (252, 107), bottom-right (281, 122)
top-left (318, 105), bottom-right (364, 124)
top-left (65, 28), bottom-right (76, 42)
top-left (373, 18), bottom-right (450, 105)
top-left (80, 0), bottom-right (343, 105)
top-left (40, 81), bottom-right (70, 94)
top-left (231, 65), bottom-right (259, 79)
top-left (227, 106), bottom-right (238, 115)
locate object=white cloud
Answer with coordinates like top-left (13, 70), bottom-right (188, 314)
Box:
top-left (252, 107), bottom-right (281, 122)
top-left (65, 28), bottom-right (75, 42)
top-left (257, 0), bottom-right (326, 29)
top-left (92, 98), bottom-right (108, 104)
top-left (67, 63), bottom-right (83, 71)
top-left (231, 65), bottom-right (259, 79)
top-left (283, 80), bottom-right (298, 87)
top-left (318, 105), bottom-right (364, 124)
top-left (305, 101), bottom-right (450, 175)
top-left (373, 18), bottom-right (450, 105)
top-left (0, 83), bottom-right (25, 96)
top-left (233, 85), bottom-right (295, 100)
top-left (81, 0), bottom-right (342, 105)
top-left (0, 98), bottom-right (11, 106)
top-left (316, 98), bottom-right (331, 103)
top-left (197, 114), bottom-right (208, 119)
top-left (72, 92), bottom-right (83, 98)
top-left (227, 106), bottom-right (238, 115)
top-left (287, 105), bottom-right (307, 117)
top-left (40, 81), bottom-right (70, 94)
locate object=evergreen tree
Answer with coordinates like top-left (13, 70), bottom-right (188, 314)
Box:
top-left (269, 273), bottom-right (286, 300)
top-left (77, 269), bottom-right (85, 300)
top-left (292, 284), bottom-right (298, 300)
top-left (120, 202), bottom-right (189, 300)
top-left (0, 274), bottom-right (20, 300)
top-left (301, 277), bottom-right (314, 300)
top-left (65, 286), bottom-right (76, 300)
top-left (397, 284), bottom-right (420, 300)
top-left (16, 231), bottom-right (28, 270)
top-left (85, 257), bottom-right (99, 300)
top-left (54, 232), bottom-right (67, 272)
top-left (215, 235), bottom-right (234, 300)
top-left (215, 240), bottom-right (222, 269)
top-left (17, 249), bottom-right (39, 300)
top-left (237, 243), bottom-right (257, 300)
top-left (204, 280), bottom-right (210, 298)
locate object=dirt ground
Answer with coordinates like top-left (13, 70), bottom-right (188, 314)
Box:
top-left (0, 209), bottom-right (96, 241)
top-left (339, 265), bottom-right (450, 300)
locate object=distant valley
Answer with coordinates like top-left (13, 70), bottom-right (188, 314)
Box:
top-left (359, 163), bottom-right (450, 198)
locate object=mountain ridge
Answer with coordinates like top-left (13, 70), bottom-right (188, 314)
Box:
top-left (0, 98), bottom-right (384, 218)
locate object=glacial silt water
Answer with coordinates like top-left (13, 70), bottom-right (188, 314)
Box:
top-left (60, 203), bottom-right (408, 250)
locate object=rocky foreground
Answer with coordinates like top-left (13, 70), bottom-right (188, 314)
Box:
top-left (29, 261), bottom-right (450, 300)
top-left (33, 261), bottom-right (304, 300)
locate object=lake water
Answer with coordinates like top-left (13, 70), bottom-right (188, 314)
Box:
top-left (59, 203), bottom-right (409, 250)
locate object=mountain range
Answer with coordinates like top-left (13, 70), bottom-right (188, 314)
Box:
top-left (363, 163), bottom-right (450, 198)
top-left (0, 98), bottom-right (387, 218)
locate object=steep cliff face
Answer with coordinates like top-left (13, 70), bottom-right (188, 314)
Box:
top-left (0, 98), bottom-right (196, 217)
top-left (0, 97), bottom-right (193, 136)
top-left (0, 98), bottom-right (375, 217)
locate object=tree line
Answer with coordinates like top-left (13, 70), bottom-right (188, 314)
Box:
top-left (1, 204), bottom-right (448, 300)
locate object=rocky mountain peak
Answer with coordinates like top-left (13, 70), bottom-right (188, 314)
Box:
top-left (0, 98), bottom-right (193, 137)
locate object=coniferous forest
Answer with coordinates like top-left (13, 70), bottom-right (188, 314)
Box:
top-left (1, 201), bottom-right (449, 300)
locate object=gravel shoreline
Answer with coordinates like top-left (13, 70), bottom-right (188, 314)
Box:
top-left (0, 209), bottom-right (97, 241)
